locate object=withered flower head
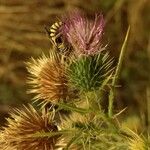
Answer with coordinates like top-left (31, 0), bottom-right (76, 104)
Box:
top-left (0, 105), bottom-right (60, 150)
top-left (27, 51), bottom-right (70, 105)
top-left (62, 12), bottom-right (105, 56)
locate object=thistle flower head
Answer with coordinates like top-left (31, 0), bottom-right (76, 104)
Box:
top-left (0, 105), bottom-right (60, 150)
top-left (68, 52), bottom-right (113, 92)
top-left (27, 51), bottom-right (72, 106)
top-left (61, 12), bottom-right (105, 56)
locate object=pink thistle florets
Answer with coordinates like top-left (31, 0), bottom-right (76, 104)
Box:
top-left (61, 12), bottom-right (105, 56)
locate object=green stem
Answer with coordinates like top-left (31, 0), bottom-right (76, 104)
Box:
top-left (108, 26), bottom-right (130, 118)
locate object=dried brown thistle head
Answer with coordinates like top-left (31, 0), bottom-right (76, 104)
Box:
top-left (0, 105), bottom-right (60, 150)
top-left (27, 51), bottom-right (74, 106)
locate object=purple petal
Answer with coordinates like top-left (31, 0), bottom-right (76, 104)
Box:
top-left (61, 12), bottom-right (105, 56)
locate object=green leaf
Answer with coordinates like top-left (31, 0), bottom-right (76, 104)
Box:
top-left (58, 102), bottom-right (91, 114)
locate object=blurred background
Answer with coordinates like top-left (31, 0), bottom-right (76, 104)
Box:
top-left (0, 0), bottom-right (149, 133)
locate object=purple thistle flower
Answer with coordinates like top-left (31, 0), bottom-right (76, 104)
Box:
top-left (61, 12), bottom-right (105, 56)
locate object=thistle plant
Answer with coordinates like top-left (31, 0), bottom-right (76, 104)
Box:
top-left (126, 129), bottom-right (149, 150)
top-left (68, 52), bottom-right (113, 93)
top-left (26, 51), bottom-right (75, 106)
top-left (0, 12), bottom-right (149, 150)
top-left (61, 12), bottom-right (104, 56)
top-left (0, 105), bottom-right (60, 150)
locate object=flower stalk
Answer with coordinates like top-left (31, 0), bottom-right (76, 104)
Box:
top-left (108, 26), bottom-right (130, 118)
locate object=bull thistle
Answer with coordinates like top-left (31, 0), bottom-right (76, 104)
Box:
top-left (0, 105), bottom-right (60, 150)
top-left (61, 12), bottom-right (105, 56)
top-left (26, 51), bottom-right (74, 106)
top-left (0, 11), bottom-right (148, 150)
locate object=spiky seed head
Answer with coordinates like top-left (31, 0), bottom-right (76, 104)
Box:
top-left (127, 129), bottom-right (148, 150)
top-left (26, 51), bottom-right (72, 106)
top-left (61, 11), bottom-right (105, 56)
top-left (0, 105), bottom-right (60, 150)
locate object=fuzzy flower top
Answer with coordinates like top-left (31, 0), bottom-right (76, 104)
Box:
top-left (61, 12), bottom-right (105, 56)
